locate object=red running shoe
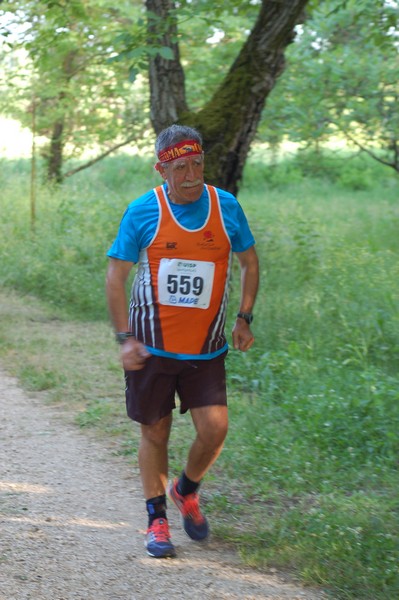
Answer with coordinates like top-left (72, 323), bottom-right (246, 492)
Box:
top-left (145, 518), bottom-right (176, 558)
top-left (167, 478), bottom-right (209, 541)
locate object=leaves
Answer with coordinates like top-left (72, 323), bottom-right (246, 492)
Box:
top-left (0, 0), bottom-right (151, 178)
top-left (260, 0), bottom-right (399, 171)
top-left (2, 0), bottom-right (398, 181)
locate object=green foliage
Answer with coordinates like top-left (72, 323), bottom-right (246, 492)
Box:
top-left (286, 150), bottom-right (379, 190)
top-left (0, 0), bottom-right (261, 159)
top-left (245, 148), bottom-right (398, 191)
top-left (0, 154), bottom-right (154, 318)
top-left (2, 0), bottom-right (398, 186)
top-left (178, 3), bottom-right (259, 110)
top-left (225, 149), bottom-right (398, 598)
top-left (0, 0), bottom-right (150, 178)
top-left (238, 492), bottom-right (399, 599)
top-left (261, 0), bottom-right (399, 172)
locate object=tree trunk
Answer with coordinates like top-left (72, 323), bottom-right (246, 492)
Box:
top-left (147, 0), bottom-right (309, 196)
top-left (47, 119), bottom-right (64, 183)
top-left (45, 50), bottom-right (79, 183)
top-left (145, 0), bottom-right (188, 131)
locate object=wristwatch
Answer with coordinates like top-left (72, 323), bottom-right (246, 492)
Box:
top-left (115, 332), bottom-right (135, 344)
top-left (236, 312), bottom-right (253, 325)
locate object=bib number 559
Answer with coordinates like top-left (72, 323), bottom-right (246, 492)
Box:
top-left (167, 274), bottom-right (204, 296)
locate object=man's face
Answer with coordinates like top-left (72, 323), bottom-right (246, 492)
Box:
top-left (159, 154), bottom-right (205, 205)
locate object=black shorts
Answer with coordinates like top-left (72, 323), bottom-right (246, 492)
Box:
top-left (124, 351), bottom-right (228, 425)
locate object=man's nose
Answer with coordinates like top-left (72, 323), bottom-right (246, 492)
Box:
top-left (185, 161), bottom-right (196, 179)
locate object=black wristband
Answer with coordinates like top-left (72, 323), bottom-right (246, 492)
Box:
top-left (115, 332), bottom-right (135, 344)
top-left (236, 312), bottom-right (253, 325)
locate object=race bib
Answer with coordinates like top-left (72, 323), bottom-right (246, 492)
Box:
top-left (158, 258), bottom-right (215, 309)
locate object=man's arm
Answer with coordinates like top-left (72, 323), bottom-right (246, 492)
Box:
top-left (106, 258), bottom-right (150, 370)
top-left (232, 246), bottom-right (259, 352)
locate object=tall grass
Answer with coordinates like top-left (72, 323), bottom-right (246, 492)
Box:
top-left (0, 154), bottom-right (161, 319)
top-left (0, 151), bottom-right (398, 599)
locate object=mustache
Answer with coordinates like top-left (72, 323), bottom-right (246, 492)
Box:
top-left (181, 180), bottom-right (202, 188)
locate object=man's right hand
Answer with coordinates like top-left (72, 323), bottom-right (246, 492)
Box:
top-left (121, 337), bottom-right (151, 371)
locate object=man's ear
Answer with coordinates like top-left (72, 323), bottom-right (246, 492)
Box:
top-left (154, 163), bottom-right (168, 180)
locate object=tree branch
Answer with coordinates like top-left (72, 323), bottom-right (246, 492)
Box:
top-left (335, 124), bottom-right (398, 172)
top-left (63, 135), bottom-right (137, 179)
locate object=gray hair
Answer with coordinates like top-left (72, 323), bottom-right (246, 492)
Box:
top-left (155, 124), bottom-right (203, 158)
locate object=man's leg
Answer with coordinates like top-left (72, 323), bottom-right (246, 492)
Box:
top-left (168, 405), bottom-right (228, 540)
top-left (139, 413), bottom-right (176, 558)
top-left (139, 413), bottom-right (173, 499)
top-left (186, 405), bottom-right (228, 481)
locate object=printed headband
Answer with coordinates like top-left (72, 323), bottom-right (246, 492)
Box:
top-left (155, 139), bottom-right (203, 171)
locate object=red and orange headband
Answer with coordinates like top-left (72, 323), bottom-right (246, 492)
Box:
top-left (155, 139), bottom-right (203, 171)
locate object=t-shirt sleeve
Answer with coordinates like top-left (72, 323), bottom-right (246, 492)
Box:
top-left (230, 201), bottom-right (255, 253)
top-left (218, 190), bottom-right (255, 253)
top-left (107, 207), bottom-right (140, 264)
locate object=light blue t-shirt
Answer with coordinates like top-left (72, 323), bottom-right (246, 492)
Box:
top-left (107, 184), bottom-right (255, 262)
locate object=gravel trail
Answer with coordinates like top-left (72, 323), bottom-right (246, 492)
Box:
top-left (0, 369), bottom-right (328, 600)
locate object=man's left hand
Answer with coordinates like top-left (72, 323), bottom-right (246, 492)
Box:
top-left (232, 320), bottom-right (255, 352)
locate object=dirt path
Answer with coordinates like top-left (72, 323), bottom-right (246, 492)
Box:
top-left (0, 368), bottom-right (328, 600)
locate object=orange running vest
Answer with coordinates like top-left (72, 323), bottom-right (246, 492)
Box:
top-left (129, 185), bottom-right (232, 356)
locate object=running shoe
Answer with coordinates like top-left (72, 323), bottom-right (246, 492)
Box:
top-left (167, 478), bottom-right (209, 541)
top-left (145, 518), bottom-right (176, 558)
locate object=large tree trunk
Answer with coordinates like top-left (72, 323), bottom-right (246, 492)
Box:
top-left (195, 0), bottom-right (309, 194)
top-left (146, 0), bottom-right (309, 196)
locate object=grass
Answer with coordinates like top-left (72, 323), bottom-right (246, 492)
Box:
top-left (0, 150), bottom-right (398, 599)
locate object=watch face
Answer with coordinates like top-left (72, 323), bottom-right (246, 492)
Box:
top-left (116, 332), bottom-right (133, 344)
top-left (238, 313), bottom-right (253, 324)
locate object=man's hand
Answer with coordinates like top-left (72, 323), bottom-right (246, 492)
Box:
top-left (232, 319), bottom-right (255, 352)
top-left (121, 337), bottom-right (151, 370)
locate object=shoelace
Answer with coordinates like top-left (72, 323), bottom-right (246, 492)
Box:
top-left (180, 494), bottom-right (204, 524)
top-left (149, 519), bottom-right (171, 543)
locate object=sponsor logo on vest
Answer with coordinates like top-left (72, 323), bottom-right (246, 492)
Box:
top-left (179, 297), bottom-right (199, 305)
top-left (168, 295), bottom-right (199, 306)
top-left (203, 230), bottom-right (214, 243)
top-left (197, 241), bottom-right (222, 250)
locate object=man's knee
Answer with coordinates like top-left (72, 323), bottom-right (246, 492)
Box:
top-left (192, 406), bottom-right (228, 447)
top-left (141, 414), bottom-right (172, 446)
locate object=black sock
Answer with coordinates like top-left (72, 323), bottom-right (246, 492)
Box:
top-left (177, 471), bottom-right (200, 496)
top-left (146, 495), bottom-right (167, 527)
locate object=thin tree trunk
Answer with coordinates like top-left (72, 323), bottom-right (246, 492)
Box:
top-left (47, 120), bottom-right (64, 183)
top-left (145, 0), bottom-right (188, 131)
top-left (30, 99), bottom-right (37, 231)
top-left (46, 50), bottom-right (79, 183)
